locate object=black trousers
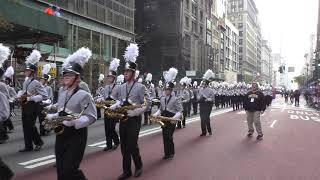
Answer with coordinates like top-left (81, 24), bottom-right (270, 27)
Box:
top-left (3, 118), bottom-right (13, 132)
top-left (178, 103), bottom-right (188, 128)
top-left (187, 102), bottom-right (192, 116)
top-left (162, 122), bottom-right (176, 156)
top-left (0, 122), bottom-right (8, 141)
top-left (200, 102), bottom-right (212, 134)
top-left (37, 105), bottom-right (46, 136)
top-left (97, 108), bottom-right (101, 119)
top-left (22, 102), bottom-right (43, 149)
top-left (0, 157), bottom-right (14, 180)
top-left (55, 127), bottom-right (88, 180)
top-left (192, 101), bottom-right (198, 115)
top-left (119, 116), bottom-right (142, 174)
top-left (104, 117), bottom-right (119, 148)
top-left (143, 110), bottom-right (151, 125)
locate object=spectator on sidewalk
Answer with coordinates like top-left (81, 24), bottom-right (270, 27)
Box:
top-left (294, 89), bottom-right (300, 106)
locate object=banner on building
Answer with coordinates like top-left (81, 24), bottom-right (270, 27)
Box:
top-left (288, 67), bottom-right (295, 72)
top-left (37, 62), bottom-right (57, 78)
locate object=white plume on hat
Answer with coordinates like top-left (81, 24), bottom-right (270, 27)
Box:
top-left (4, 66), bottom-right (14, 77)
top-left (117, 74), bottom-right (124, 84)
top-left (164, 68), bottom-right (178, 83)
top-left (65, 47), bottom-right (92, 68)
top-left (180, 76), bottom-right (189, 85)
top-left (158, 80), bottom-right (163, 86)
top-left (193, 81), bottom-right (198, 87)
top-left (123, 43), bottom-right (139, 63)
top-left (109, 58), bottom-right (120, 71)
top-left (146, 73), bottom-right (152, 82)
top-left (98, 74), bottom-right (104, 82)
top-left (187, 78), bottom-right (192, 85)
top-left (0, 44), bottom-right (10, 66)
top-left (135, 70), bottom-right (140, 79)
top-left (26, 50), bottom-right (41, 65)
top-left (42, 64), bottom-right (51, 76)
top-left (203, 69), bottom-right (214, 80)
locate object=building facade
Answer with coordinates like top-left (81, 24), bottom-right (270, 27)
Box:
top-left (135, 0), bottom-right (221, 80)
top-left (261, 40), bottom-right (272, 84)
top-left (227, 0), bottom-right (261, 83)
top-left (219, 18), bottom-right (239, 83)
top-left (1, 0), bottom-right (135, 90)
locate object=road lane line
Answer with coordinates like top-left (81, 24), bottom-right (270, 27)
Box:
top-left (18, 155), bottom-right (55, 166)
top-left (270, 120), bottom-right (277, 128)
top-left (25, 159), bottom-right (56, 169)
top-left (281, 104), bottom-right (286, 112)
top-left (88, 141), bottom-right (106, 147)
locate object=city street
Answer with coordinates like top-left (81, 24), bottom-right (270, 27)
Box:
top-left (2, 96), bottom-right (320, 180)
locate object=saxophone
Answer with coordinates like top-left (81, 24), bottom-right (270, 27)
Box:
top-left (150, 115), bottom-right (182, 127)
top-left (43, 103), bottom-right (90, 135)
top-left (19, 92), bottom-right (33, 104)
top-left (104, 104), bottom-right (144, 121)
top-left (96, 100), bottom-right (116, 109)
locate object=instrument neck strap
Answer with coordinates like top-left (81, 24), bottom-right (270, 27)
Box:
top-left (125, 81), bottom-right (136, 102)
top-left (63, 86), bottom-right (80, 112)
top-left (25, 78), bottom-right (34, 93)
top-left (108, 83), bottom-right (116, 96)
top-left (164, 95), bottom-right (172, 111)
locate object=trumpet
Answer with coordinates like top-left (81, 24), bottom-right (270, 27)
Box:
top-left (96, 100), bottom-right (116, 109)
top-left (149, 115), bottom-right (182, 127)
top-left (43, 103), bottom-right (89, 135)
top-left (104, 104), bottom-right (144, 121)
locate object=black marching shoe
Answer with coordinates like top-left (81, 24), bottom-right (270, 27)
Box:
top-left (134, 168), bottom-right (143, 178)
top-left (34, 142), bottom-right (44, 151)
top-left (104, 146), bottom-right (113, 151)
top-left (117, 172), bottom-right (132, 180)
top-left (167, 154), bottom-right (174, 160)
top-left (162, 156), bottom-right (169, 160)
top-left (113, 143), bottom-right (119, 150)
top-left (19, 148), bottom-right (33, 152)
top-left (256, 135), bottom-right (263, 141)
top-left (208, 132), bottom-right (212, 136)
top-left (247, 133), bottom-right (253, 137)
top-left (200, 133), bottom-right (206, 137)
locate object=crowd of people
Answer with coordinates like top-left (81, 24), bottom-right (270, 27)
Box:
top-left (0, 43), bottom-right (273, 180)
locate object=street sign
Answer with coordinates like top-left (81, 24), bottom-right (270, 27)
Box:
top-left (186, 71), bottom-right (196, 76)
top-left (37, 62), bottom-right (57, 77)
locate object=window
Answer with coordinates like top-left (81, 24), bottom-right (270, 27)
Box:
top-left (200, 11), bottom-right (203, 21)
top-left (239, 31), bottom-right (243, 37)
top-left (200, 26), bottom-right (203, 36)
top-left (239, 39), bottom-right (243, 45)
top-left (185, 0), bottom-right (190, 10)
top-left (238, 23), bottom-right (243, 29)
top-left (206, 19), bottom-right (211, 30)
top-left (185, 16), bottom-right (190, 29)
top-left (192, 4), bottom-right (197, 17)
top-left (192, 21), bottom-right (197, 33)
top-left (206, 32), bottom-right (212, 45)
top-left (239, 47), bottom-right (243, 53)
top-left (238, 14), bottom-right (243, 20)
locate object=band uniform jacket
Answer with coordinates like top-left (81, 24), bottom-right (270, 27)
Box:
top-left (0, 91), bottom-right (10, 122)
top-left (23, 78), bottom-right (48, 101)
top-left (197, 87), bottom-right (215, 103)
top-left (180, 89), bottom-right (191, 103)
top-left (160, 93), bottom-right (183, 115)
top-left (104, 83), bottom-right (120, 100)
top-left (0, 82), bottom-right (10, 99)
top-left (57, 89), bottom-right (97, 122)
top-left (44, 85), bottom-right (54, 101)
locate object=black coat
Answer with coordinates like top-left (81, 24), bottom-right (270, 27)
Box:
top-left (243, 90), bottom-right (266, 112)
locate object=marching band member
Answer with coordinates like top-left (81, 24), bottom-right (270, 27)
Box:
top-left (100, 58), bottom-right (120, 151)
top-left (46, 47), bottom-right (97, 179)
top-left (38, 64), bottom-right (53, 136)
top-left (0, 44), bottom-right (10, 144)
top-left (17, 50), bottom-right (48, 152)
top-left (152, 67), bottom-right (182, 160)
top-left (198, 70), bottom-right (215, 136)
top-left (95, 74), bottom-right (105, 119)
top-left (4, 66), bottom-right (16, 133)
top-left (144, 73), bottom-right (155, 125)
top-left (111, 44), bottom-right (150, 180)
top-left (191, 81), bottom-right (199, 115)
top-left (177, 77), bottom-right (190, 128)
top-left (0, 90), bottom-right (14, 179)
top-left (187, 78), bottom-right (193, 117)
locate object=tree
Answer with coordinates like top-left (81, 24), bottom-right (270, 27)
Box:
top-left (294, 75), bottom-right (305, 87)
top-left (0, 0), bottom-right (21, 31)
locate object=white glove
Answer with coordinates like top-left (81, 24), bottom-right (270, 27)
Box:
top-left (109, 100), bottom-right (121, 110)
top-left (127, 107), bottom-right (146, 117)
top-left (173, 112), bottom-right (182, 119)
top-left (42, 99), bottom-right (52, 105)
top-left (46, 113), bottom-right (59, 121)
top-left (152, 109), bottom-right (161, 117)
top-left (17, 91), bottom-right (24, 98)
top-left (96, 97), bottom-right (104, 103)
top-left (28, 95), bottom-right (43, 102)
top-left (182, 100), bottom-right (188, 103)
top-left (74, 116), bottom-right (95, 129)
top-left (63, 120), bottom-right (76, 127)
top-left (205, 98), bottom-right (213, 102)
